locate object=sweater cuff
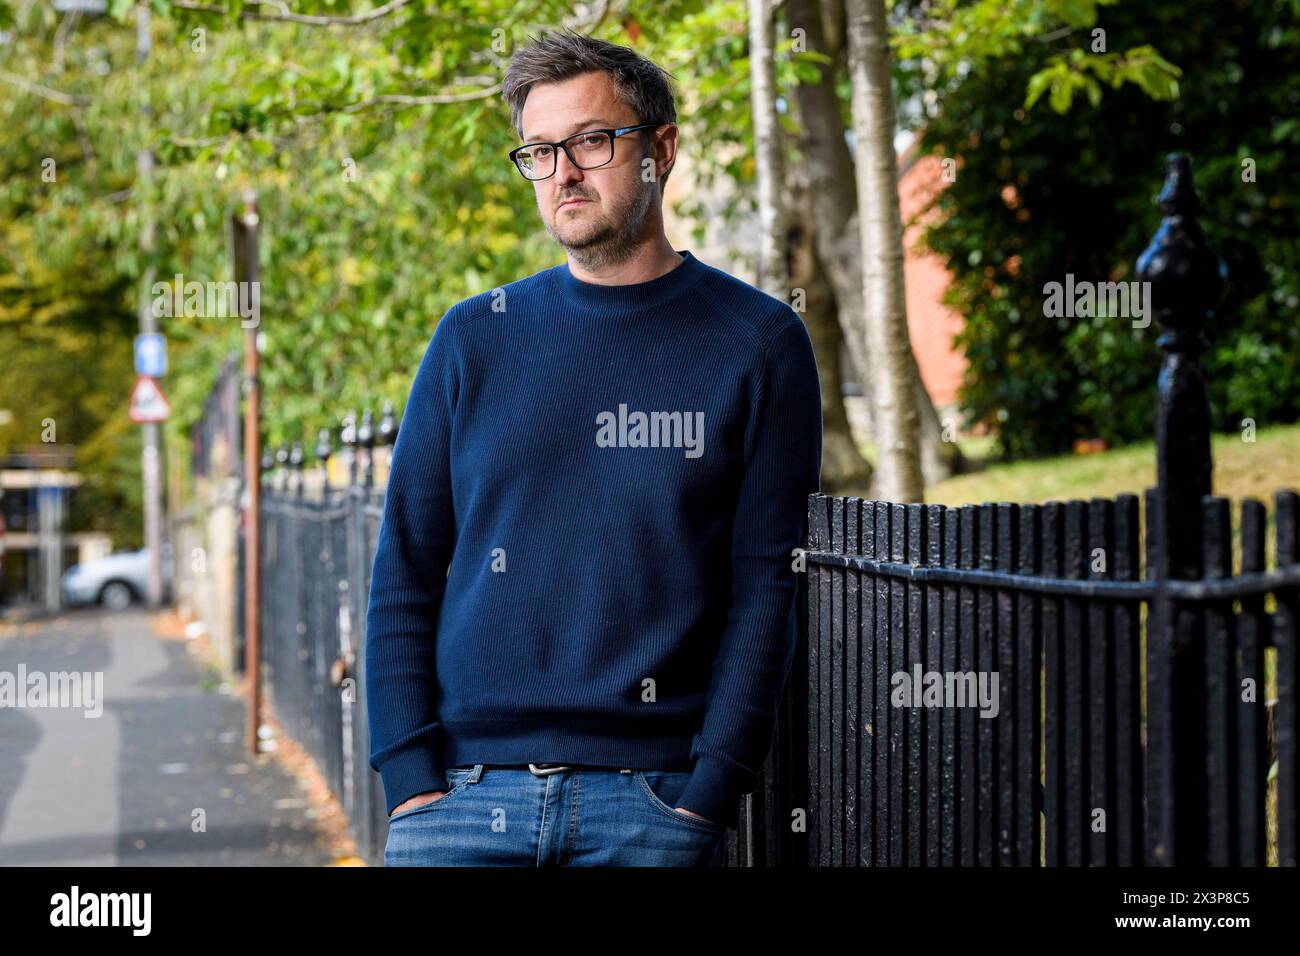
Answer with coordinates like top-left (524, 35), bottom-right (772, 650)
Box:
top-left (675, 753), bottom-right (753, 830)
top-left (377, 742), bottom-right (448, 816)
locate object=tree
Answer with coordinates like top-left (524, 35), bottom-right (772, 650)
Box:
top-left (845, 0), bottom-right (924, 501)
top-left (899, 0), bottom-right (1289, 457)
top-left (785, 0), bottom-right (967, 492)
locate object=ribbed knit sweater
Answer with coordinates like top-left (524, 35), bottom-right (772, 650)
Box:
top-left (364, 248), bottom-right (823, 829)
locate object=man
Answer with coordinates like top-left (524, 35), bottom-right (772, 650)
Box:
top-left (367, 30), bottom-right (822, 867)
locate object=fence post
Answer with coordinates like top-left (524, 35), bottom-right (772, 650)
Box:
top-left (342, 410), bottom-right (358, 486)
top-left (358, 408), bottom-right (375, 488)
top-left (1136, 152), bottom-right (1227, 864)
top-left (290, 441), bottom-right (304, 497)
top-left (376, 400), bottom-right (399, 486)
top-left (316, 428), bottom-right (333, 496)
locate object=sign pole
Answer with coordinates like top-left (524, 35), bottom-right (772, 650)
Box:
top-left (135, 1), bottom-right (163, 609)
top-left (232, 191), bottom-right (263, 757)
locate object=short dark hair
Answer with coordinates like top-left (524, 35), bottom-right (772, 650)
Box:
top-left (502, 30), bottom-right (678, 191)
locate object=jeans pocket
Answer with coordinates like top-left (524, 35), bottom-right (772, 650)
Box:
top-left (632, 770), bottom-right (725, 834)
top-left (388, 768), bottom-right (473, 823)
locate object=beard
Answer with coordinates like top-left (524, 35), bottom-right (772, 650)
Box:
top-left (544, 173), bottom-right (659, 272)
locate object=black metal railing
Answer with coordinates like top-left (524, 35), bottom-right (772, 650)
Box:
top-left (257, 407), bottom-right (397, 864)
top-left (791, 490), bottom-right (1298, 866)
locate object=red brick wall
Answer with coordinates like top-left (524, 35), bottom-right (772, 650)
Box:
top-left (898, 151), bottom-right (966, 410)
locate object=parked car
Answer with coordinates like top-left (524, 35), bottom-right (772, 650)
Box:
top-left (60, 542), bottom-right (173, 609)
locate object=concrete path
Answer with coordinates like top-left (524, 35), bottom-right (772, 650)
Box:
top-left (0, 607), bottom-right (337, 866)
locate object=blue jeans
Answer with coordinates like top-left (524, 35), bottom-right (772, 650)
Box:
top-left (383, 765), bottom-right (727, 867)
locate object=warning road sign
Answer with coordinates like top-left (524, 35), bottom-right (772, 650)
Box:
top-left (129, 375), bottom-right (171, 423)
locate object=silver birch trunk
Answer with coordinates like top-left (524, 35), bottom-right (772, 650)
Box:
top-left (843, 0), bottom-right (925, 501)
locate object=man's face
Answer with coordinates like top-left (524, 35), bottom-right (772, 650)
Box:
top-left (518, 71), bottom-right (665, 270)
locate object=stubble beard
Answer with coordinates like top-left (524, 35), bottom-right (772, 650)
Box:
top-left (546, 174), bottom-right (660, 273)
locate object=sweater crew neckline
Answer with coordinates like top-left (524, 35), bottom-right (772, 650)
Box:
top-left (553, 249), bottom-right (706, 310)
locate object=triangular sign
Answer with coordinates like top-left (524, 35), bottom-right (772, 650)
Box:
top-left (130, 374), bottom-right (171, 423)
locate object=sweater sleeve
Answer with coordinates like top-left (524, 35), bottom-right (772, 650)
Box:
top-left (365, 306), bottom-right (461, 816)
top-left (675, 315), bottom-right (823, 829)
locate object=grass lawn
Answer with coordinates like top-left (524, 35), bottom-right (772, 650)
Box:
top-left (928, 422), bottom-right (1300, 508)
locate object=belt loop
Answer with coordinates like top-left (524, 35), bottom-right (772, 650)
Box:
top-left (469, 763), bottom-right (484, 783)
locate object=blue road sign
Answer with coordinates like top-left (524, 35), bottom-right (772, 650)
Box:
top-left (134, 333), bottom-right (167, 377)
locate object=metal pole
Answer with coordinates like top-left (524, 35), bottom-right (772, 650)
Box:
top-left (39, 485), bottom-right (64, 612)
top-left (136, 1), bottom-right (163, 608)
top-left (233, 191), bottom-right (263, 756)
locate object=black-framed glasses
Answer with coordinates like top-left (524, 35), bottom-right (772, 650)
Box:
top-left (509, 123), bottom-right (667, 181)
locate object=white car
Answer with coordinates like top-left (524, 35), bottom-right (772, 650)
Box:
top-left (61, 543), bottom-right (173, 610)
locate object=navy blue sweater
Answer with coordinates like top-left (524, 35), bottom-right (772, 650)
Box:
top-left (364, 249), bottom-right (823, 829)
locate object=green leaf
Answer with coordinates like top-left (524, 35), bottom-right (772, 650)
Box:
top-left (1049, 74), bottom-right (1076, 113)
top-left (1024, 68), bottom-right (1054, 110)
top-left (1085, 76), bottom-right (1102, 107)
top-left (1272, 118), bottom-right (1300, 143)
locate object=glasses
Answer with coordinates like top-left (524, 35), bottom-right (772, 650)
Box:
top-left (509, 123), bottom-right (667, 181)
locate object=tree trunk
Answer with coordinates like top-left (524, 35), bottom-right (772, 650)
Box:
top-left (786, 0), bottom-right (966, 488)
top-left (787, 137), bottom-right (873, 494)
top-left (748, 0), bottom-right (788, 295)
top-left (844, 0), bottom-right (925, 502)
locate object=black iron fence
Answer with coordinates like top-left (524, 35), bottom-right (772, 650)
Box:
top-left (246, 153), bottom-right (1297, 867)
top-left (794, 489), bottom-right (1298, 866)
top-left (256, 411), bottom-right (395, 865)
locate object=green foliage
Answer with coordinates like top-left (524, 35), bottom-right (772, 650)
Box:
top-left (1023, 45), bottom-right (1180, 113)
top-left (1, 0), bottom-right (743, 544)
top-left (901, 0), bottom-right (1300, 458)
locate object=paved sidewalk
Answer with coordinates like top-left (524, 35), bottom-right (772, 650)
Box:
top-left (0, 607), bottom-right (338, 866)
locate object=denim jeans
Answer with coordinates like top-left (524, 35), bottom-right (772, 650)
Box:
top-left (383, 765), bottom-right (727, 867)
